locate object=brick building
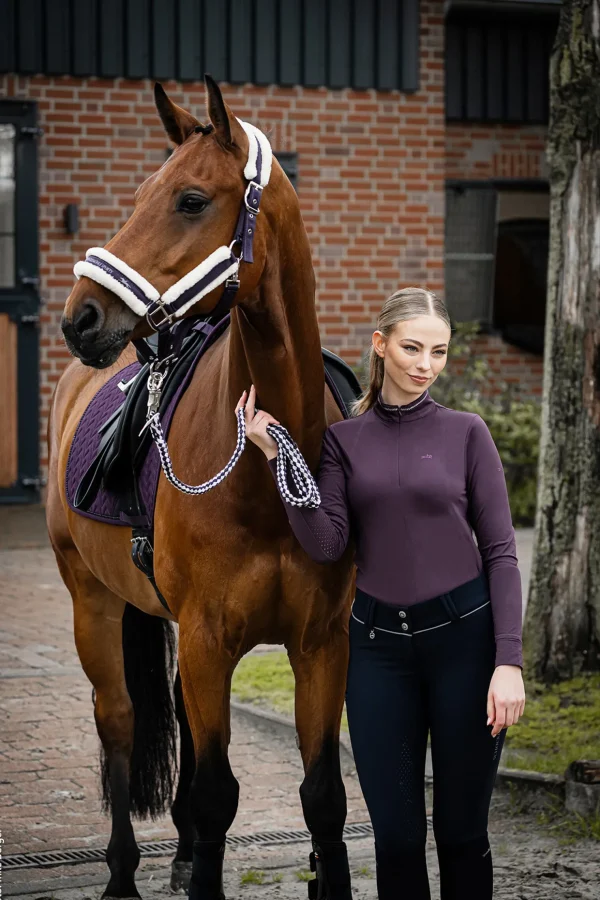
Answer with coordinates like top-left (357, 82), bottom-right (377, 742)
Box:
top-left (0, 0), bottom-right (559, 502)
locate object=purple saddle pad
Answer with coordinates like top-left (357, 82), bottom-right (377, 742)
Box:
top-left (65, 316), bottom-right (231, 526)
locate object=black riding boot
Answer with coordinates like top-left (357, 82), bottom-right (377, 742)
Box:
top-left (188, 839), bottom-right (226, 900)
top-left (436, 834), bottom-right (493, 900)
top-left (307, 839), bottom-right (352, 899)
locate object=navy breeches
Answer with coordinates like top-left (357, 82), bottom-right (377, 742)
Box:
top-left (345, 570), bottom-right (506, 899)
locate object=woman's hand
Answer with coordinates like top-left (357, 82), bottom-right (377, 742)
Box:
top-left (235, 384), bottom-right (281, 459)
top-left (487, 665), bottom-right (526, 738)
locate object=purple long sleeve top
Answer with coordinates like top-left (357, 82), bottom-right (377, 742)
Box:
top-left (267, 388), bottom-right (523, 669)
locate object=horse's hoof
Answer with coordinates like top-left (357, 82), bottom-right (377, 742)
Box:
top-left (102, 889), bottom-right (142, 900)
top-left (170, 860), bottom-right (192, 893)
top-left (101, 895), bottom-right (142, 900)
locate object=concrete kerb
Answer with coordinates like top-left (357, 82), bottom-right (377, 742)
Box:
top-left (230, 700), bottom-right (566, 800)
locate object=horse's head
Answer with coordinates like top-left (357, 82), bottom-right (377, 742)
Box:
top-left (62, 76), bottom-right (273, 367)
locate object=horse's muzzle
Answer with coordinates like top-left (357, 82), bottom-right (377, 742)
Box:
top-left (61, 317), bottom-right (129, 368)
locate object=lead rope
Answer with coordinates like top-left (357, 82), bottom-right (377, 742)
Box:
top-left (146, 389), bottom-right (321, 507)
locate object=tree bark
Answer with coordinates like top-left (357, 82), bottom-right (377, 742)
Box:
top-left (523, 0), bottom-right (600, 681)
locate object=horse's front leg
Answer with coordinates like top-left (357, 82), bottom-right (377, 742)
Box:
top-left (289, 619), bottom-right (353, 900)
top-left (169, 665), bottom-right (197, 892)
top-left (177, 629), bottom-right (240, 900)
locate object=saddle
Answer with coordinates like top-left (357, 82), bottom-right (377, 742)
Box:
top-left (67, 313), bottom-right (362, 611)
top-left (73, 318), bottom-right (222, 512)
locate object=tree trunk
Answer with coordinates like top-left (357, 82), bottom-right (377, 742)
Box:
top-left (523, 0), bottom-right (600, 681)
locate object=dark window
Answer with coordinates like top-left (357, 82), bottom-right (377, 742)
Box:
top-left (0, 0), bottom-right (420, 92)
top-left (445, 7), bottom-right (559, 124)
top-left (445, 180), bottom-right (549, 356)
top-left (274, 152), bottom-right (298, 191)
top-left (445, 185), bottom-right (497, 327)
top-left (0, 124), bottom-right (15, 287)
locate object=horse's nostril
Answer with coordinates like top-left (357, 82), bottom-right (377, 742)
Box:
top-left (73, 300), bottom-right (104, 339)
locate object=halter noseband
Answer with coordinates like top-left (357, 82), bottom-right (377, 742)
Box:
top-left (72, 118), bottom-right (273, 333)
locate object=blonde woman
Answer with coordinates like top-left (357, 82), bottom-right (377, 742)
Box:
top-left (236, 287), bottom-right (526, 899)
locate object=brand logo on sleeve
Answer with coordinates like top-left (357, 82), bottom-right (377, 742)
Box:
top-left (421, 454), bottom-right (433, 459)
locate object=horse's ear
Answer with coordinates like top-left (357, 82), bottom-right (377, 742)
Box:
top-left (204, 73), bottom-right (233, 147)
top-left (154, 83), bottom-right (200, 145)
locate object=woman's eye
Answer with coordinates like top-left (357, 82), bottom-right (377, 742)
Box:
top-left (404, 345), bottom-right (446, 355)
top-left (179, 196), bottom-right (208, 214)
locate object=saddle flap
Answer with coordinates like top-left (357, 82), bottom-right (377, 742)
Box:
top-left (322, 348), bottom-right (363, 419)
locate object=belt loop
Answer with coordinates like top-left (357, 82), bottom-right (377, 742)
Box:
top-left (440, 592), bottom-right (460, 622)
top-left (365, 595), bottom-right (376, 639)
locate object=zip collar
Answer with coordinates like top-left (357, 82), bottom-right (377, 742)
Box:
top-left (373, 387), bottom-right (436, 424)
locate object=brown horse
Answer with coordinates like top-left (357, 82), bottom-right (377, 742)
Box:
top-left (46, 76), bottom-right (356, 899)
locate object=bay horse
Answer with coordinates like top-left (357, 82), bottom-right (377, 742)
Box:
top-left (46, 76), bottom-right (356, 899)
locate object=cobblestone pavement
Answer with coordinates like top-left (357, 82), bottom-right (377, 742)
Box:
top-left (1, 508), bottom-right (597, 899)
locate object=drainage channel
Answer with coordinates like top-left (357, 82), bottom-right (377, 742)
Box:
top-left (4, 822), bottom-right (377, 871)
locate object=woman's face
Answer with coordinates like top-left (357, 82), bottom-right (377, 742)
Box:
top-left (373, 315), bottom-right (451, 397)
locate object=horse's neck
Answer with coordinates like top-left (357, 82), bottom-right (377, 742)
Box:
top-left (227, 246), bottom-right (326, 467)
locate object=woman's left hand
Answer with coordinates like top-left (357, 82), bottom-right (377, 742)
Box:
top-left (487, 666), bottom-right (526, 737)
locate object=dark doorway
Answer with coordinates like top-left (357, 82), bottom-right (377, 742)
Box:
top-left (494, 218), bottom-right (549, 356)
top-left (0, 99), bottom-right (41, 503)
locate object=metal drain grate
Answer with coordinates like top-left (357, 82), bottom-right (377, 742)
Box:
top-left (3, 822), bottom-right (376, 871)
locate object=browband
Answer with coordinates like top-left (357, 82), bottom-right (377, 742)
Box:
top-left (73, 118), bottom-right (273, 332)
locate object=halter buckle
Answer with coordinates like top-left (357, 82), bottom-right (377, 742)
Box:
top-left (244, 181), bottom-right (263, 214)
top-left (225, 273), bottom-right (240, 290)
top-left (146, 300), bottom-right (176, 332)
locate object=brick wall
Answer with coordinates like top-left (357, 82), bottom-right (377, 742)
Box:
top-left (0, 0), bottom-right (445, 475)
top-left (445, 122), bottom-right (547, 398)
top-left (446, 122), bottom-right (548, 181)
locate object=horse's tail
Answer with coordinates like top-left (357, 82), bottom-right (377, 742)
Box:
top-left (98, 603), bottom-right (178, 819)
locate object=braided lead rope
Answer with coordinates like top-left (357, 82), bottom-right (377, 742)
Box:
top-left (265, 424), bottom-right (321, 508)
top-left (148, 408), bottom-right (321, 507)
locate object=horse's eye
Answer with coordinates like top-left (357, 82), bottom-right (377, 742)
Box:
top-left (178, 195), bottom-right (208, 215)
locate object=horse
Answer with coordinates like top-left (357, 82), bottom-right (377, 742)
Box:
top-left (46, 75), bottom-right (356, 899)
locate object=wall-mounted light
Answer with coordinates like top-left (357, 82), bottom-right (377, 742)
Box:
top-left (63, 203), bottom-right (79, 235)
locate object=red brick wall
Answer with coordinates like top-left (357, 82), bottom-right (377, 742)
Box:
top-left (0, 0), bottom-right (446, 475)
top-left (446, 122), bottom-right (547, 398)
top-left (446, 122), bottom-right (548, 181)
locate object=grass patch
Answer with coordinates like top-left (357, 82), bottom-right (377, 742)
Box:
top-left (240, 868), bottom-right (266, 885)
top-left (535, 793), bottom-right (600, 845)
top-left (503, 673), bottom-right (600, 776)
top-left (231, 651), bottom-right (348, 729)
top-left (231, 652), bottom-right (296, 717)
top-left (355, 865), bottom-right (373, 877)
top-left (232, 654), bottom-right (599, 778)
top-left (295, 869), bottom-right (315, 882)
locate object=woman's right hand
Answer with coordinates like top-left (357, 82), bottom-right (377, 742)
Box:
top-left (235, 384), bottom-right (280, 459)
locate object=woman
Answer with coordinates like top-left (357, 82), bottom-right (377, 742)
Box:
top-left (235, 287), bottom-right (526, 899)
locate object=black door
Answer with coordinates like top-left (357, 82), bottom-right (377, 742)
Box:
top-left (0, 99), bottom-right (41, 503)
